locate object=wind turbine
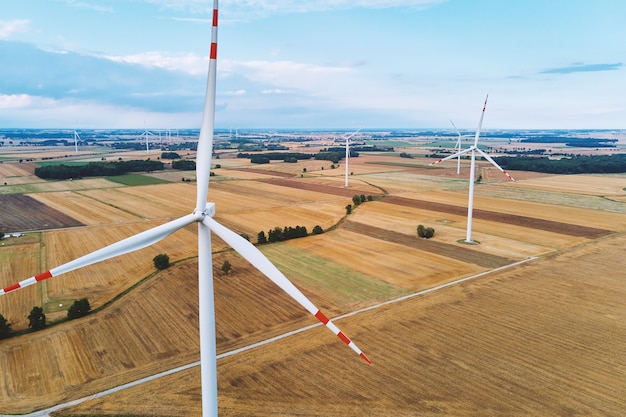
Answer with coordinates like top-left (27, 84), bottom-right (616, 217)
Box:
top-left (73, 129), bottom-right (81, 154)
top-left (449, 120), bottom-right (462, 175)
top-left (343, 128), bottom-right (361, 187)
top-left (0, 2), bottom-right (370, 416)
top-left (142, 124), bottom-right (155, 154)
top-left (429, 95), bottom-right (515, 243)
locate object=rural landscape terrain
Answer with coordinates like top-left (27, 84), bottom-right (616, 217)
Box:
top-left (1, 130), bottom-right (625, 416)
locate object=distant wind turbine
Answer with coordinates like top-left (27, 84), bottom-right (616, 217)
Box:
top-left (142, 124), bottom-right (155, 154)
top-left (429, 95), bottom-right (515, 243)
top-left (449, 120), bottom-right (462, 175)
top-left (73, 129), bottom-right (81, 154)
top-left (343, 128), bottom-right (361, 187)
top-left (0, 2), bottom-right (370, 416)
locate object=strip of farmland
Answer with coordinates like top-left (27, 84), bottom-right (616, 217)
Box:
top-left (342, 220), bottom-right (515, 268)
top-left (383, 195), bottom-right (613, 238)
top-left (0, 194), bottom-right (84, 232)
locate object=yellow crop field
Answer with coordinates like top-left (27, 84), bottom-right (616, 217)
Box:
top-left (1, 150), bottom-right (626, 416)
top-left (35, 221), bottom-right (199, 314)
top-left (0, 239), bottom-right (43, 329)
top-left (30, 191), bottom-right (140, 226)
top-left (34, 230), bottom-right (626, 417)
top-left (287, 230), bottom-right (485, 291)
top-left (78, 183), bottom-right (196, 219)
top-left (400, 189), bottom-right (626, 231)
top-left (216, 202), bottom-right (347, 238)
top-left (511, 173), bottom-right (626, 196)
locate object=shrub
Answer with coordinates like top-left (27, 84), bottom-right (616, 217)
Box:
top-left (153, 253), bottom-right (170, 270)
top-left (67, 298), bottom-right (91, 320)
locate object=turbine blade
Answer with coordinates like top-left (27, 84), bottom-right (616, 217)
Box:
top-left (344, 127), bottom-right (361, 141)
top-left (203, 216), bottom-right (371, 364)
top-left (473, 94), bottom-right (488, 147)
top-left (429, 147), bottom-right (473, 166)
top-left (476, 149), bottom-right (516, 181)
top-left (1, 214), bottom-right (196, 296)
top-left (195, 4), bottom-right (219, 212)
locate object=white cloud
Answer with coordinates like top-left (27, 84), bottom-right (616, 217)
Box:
top-left (0, 20), bottom-right (31, 39)
top-left (142, 0), bottom-right (445, 17)
top-left (103, 51), bottom-right (210, 75)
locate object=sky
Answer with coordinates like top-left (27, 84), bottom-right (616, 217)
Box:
top-left (0, 0), bottom-right (624, 130)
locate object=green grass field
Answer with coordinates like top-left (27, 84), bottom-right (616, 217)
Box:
top-left (260, 243), bottom-right (408, 309)
top-left (104, 174), bottom-right (170, 186)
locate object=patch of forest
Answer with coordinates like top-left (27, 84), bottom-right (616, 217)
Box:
top-left (495, 154), bottom-right (626, 174)
top-left (34, 160), bottom-right (165, 179)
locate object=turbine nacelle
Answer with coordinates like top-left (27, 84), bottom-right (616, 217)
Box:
top-left (194, 202), bottom-right (216, 221)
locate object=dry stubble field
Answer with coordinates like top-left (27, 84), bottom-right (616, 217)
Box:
top-left (0, 153), bottom-right (625, 416)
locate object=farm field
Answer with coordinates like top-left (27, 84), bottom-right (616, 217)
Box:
top-left (44, 230), bottom-right (626, 417)
top-left (0, 150), bottom-right (625, 416)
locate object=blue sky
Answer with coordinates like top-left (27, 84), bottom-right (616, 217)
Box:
top-left (0, 0), bottom-right (624, 130)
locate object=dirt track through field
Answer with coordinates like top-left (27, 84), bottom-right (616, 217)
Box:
top-left (342, 221), bottom-right (515, 268)
top-left (383, 196), bottom-right (613, 238)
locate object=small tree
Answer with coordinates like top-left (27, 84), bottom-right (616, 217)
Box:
top-left (257, 230), bottom-right (267, 244)
top-left (312, 225), bottom-right (324, 235)
top-left (221, 260), bottom-right (232, 275)
top-left (417, 224), bottom-right (435, 239)
top-left (346, 204), bottom-right (352, 215)
top-left (67, 298), bottom-right (91, 320)
top-left (0, 313), bottom-right (11, 339)
top-left (153, 253), bottom-right (170, 270)
top-left (352, 195), bottom-right (361, 206)
top-left (28, 306), bottom-right (46, 330)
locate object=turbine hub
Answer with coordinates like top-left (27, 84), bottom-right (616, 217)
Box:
top-left (193, 202), bottom-right (216, 221)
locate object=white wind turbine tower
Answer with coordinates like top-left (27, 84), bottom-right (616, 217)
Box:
top-left (343, 128), bottom-right (361, 187)
top-left (449, 120), bottom-right (462, 175)
top-left (142, 124), bottom-right (155, 154)
top-left (73, 129), bottom-right (81, 154)
top-left (0, 2), bottom-right (370, 416)
top-left (429, 95), bottom-right (515, 243)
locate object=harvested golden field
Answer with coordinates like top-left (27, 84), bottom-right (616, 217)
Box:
top-left (509, 173), bottom-right (626, 196)
top-left (1, 151), bottom-right (626, 416)
top-left (41, 221), bottom-right (199, 311)
top-left (0, 162), bottom-right (35, 178)
top-left (287, 229), bottom-right (485, 292)
top-left (217, 202), bottom-right (348, 238)
top-left (0, 238), bottom-right (43, 328)
top-left (397, 189), bottom-right (626, 232)
top-left (348, 201), bottom-right (560, 259)
top-left (52, 231), bottom-right (626, 417)
top-left (78, 183), bottom-right (196, 219)
top-left (30, 191), bottom-right (141, 226)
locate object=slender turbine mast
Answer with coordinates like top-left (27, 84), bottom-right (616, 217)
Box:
top-left (73, 129), bottom-right (80, 154)
top-left (429, 95), bottom-right (515, 243)
top-left (344, 128), bottom-right (361, 187)
top-left (449, 120), bottom-right (462, 175)
top-left (0, 2), bottom-right (370, 416)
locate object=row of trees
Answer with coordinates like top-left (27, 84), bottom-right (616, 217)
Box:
top-left (257, 225), bottom-right (321, 244)
top-left (35, 160), bottom-right (165, 179)
top-left (0, 298), bottom-right (91, 339)
top-left (495, 154), bottom-right (626, 174)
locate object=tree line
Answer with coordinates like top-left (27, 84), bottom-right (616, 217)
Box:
top-left (257, 225), bottom-right (323, 244)
top-left (35, 160), bottom-right (165, 179)
top-left (0, 298), bottom-right (91, 339)
top-left (495, 154), bottom-right (626, 174)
